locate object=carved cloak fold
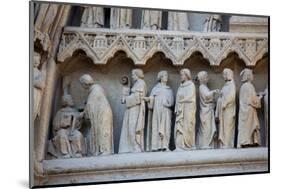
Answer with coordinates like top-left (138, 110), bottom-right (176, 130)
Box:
top-left (119, 79), bottom-right (147, 153)
top-left (175, 81), bottom-right (196, 150)
top-left (85, 84), bottom-right (113, 156)
top-left (215, 80), bottom-right (236, 148)
top-left (237, 82), bottom-right (261, 147)
top-left (197, 84), bottom-right (216, 149)
top-left (147, 83), bottom-right (174, 151)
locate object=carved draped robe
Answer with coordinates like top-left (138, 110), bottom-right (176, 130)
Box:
top-left (81, 7), bottom-right (104, 28)
top-left (168, 12), bottom-right (189, 31)
top-left (141, 10), bottom-right (162, 29)
top-left (119, 79), bottom-right (147, 153)
top-left (264, 87), bottom-right (268, 146)
top-left (215, 80), bottom-right (236, 148)
top-left (237, 82), bottom-right (261, 147)
top-left (110, 8), bottom-right (132, 29)
top-left (85, 84), bottom-right (113, 156)
top-left (197, 84), bottom-right (217, 149)
top-left (33, 67), bottom-right (45, 121)
top-left (148, 83), bottom-right (174, 151)
top-left (175, 81), bottom-right (196, 150)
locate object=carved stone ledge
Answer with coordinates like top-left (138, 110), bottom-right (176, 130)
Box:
top-left (40, 147), bottom-right (268, 186)
top-left (57, 27), bottom-right (268, 66)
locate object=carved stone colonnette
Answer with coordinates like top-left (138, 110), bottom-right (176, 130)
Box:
top-left (57, 27), bottom-right (268, 66)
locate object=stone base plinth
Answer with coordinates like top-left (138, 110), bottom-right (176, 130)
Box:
top-left (36, 147), bottom-right (268, 187)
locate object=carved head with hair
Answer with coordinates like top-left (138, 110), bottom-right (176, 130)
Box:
top-left (79, 74), bottom-right (95, 89)
top-left (62, 94), bottom-right (74, 107)
top-left (240, 68), bottom-right (254, 82)
top-left (180, 68), bottom-right (192, 82)
top-left (157, 70), bottom-right (169, 83)
top-left (223, 68), bottom-right (234, 81)
top-left (132, 69), bottom-right (144, 82)
top-left (197, 71), bottom-right (208, 84)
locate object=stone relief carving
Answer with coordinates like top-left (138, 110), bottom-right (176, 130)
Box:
top-left (110, 8), bottom-right (133, 29)
top-left (168, 11), bottom-right (189, 31)
top-left (197, 71), bottom-right (220, 149)
top-left (204, 14), bottom-right (222, 32)
top-left (141, 10), bottom-right (162, 30)
top-left (81, 7), bottom-right (104, 28)
top-left (48, 94), bottom-right (85, 159)
top-left (57, 28), bottom-right (268, 67)
top-left (33, 52), bottom-right (45, 122)
top-left (119, 69), bottom-right (147, 153)
top-left (215, 68), bottom-right (236, 148)
top-left (263, 86), bottom-right (268, 146)
top-left (79, 74), bottom-right (114, 156)
top-left (144, 71), bottom-right (174, 152)
top-left (237, 69), bottom-right (262, 148)
top-left (174, 69), bottom-right (196, 151)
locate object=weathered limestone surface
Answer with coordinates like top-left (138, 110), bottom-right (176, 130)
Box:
top-left (42, 147), bottom-right (268, 185)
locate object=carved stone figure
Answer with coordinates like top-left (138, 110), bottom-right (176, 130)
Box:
top-left (144, 71), bottom-right (174, 151)
top-left (174, 69), bottom-right (196, 151)
top-left (119, 69), bottom-right (147, 153)
top-left (33, 52), bottom-right (45, 122)
top-left (141, 10), bottom-right (162, 30)
top-left (110, 8), bottom-right (133, 29)
top-left (48, 95), bottom-right (85, 159)
top-left (263, 86), bottom-right (268, 146)
top-left (197, 71), bottom-right (220, 149)
top-left (237, 69), bottom-right (262, 148)
top-left (79, 74), bottom-right (113, 156)
top-left (168, 11), bottom-right (189, 31)
top-left (204, 14), bottom-right (222, 32)
top-left (81, 6), bottom-right (104, 28)
top-left (215, 68), bottom-right (236, 148)
top-left (35, 4), bottom-right (58, 34)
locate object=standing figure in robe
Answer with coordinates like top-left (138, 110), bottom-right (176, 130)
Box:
top-left (237, 69), bottom-right (263, 148)
top-left (263, 86), bottom-right (268, 146)
top-left (215, 68), bottom-right (236, 148)
top-left (81, 6), bottom-right (104, 28)
top-left (197, 71), bottom-right (220, 149)
top-left (79, 74), bottom-right (113, 156)
top-left (110, 8), bottom-right (133, 29)
top-left (119, 69), bottom-right (147, 153)
top-left (144, 71), bottom-right (174, 152)
top-left (168, 11), bottom-right (189, 31)
top-left (174, 69), bottom-right (196, 151)
top-left (204, 14), bottom-right (222, 32)
top-left (141, 10), bottom-right (162, 30)
top-left (48, 94), bottom-right (85, 159)
top-left (33, 52), bottom-right (45, 122)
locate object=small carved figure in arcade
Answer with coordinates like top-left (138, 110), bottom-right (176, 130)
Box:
top-left (48, 94), bottom-right (85, 159)
top-left (174, 69), bottom-right (196, 151)
top-left (237, 69), bottom-right (263, 148)
top-left (215, 68), bottom-right (236, 148)
top-left (119, 69), bottom-right (147, 153)
top-left (196, 71), bottom-right (220, 149)
top-left (81, 6), bottom-right (105, 28)
top-left (110, 8), bottom-right (133, 29)
top-left (79, 74), bottom-right (114, 156)
top-left (143, 71), bottom-right (174, 152)
top-left (263, 86), bottom-right (268, 146)
top-left (33, 52), bottom-right (45, 122)
top-left (204, 14), bottom-right (222, 32)
top-left (141, 10), bottom-right (162, 30)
